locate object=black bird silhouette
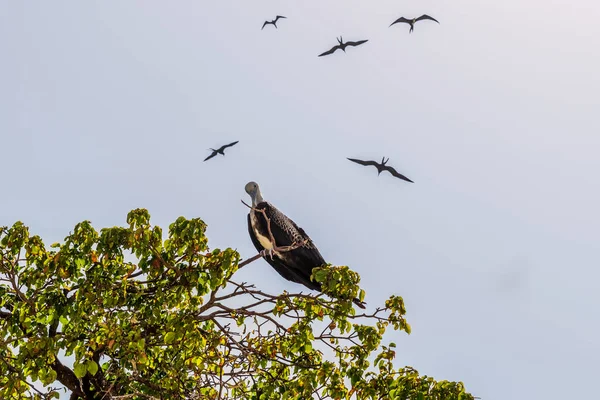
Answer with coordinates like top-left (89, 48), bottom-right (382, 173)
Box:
top-left (262, 15), bottom-right (286, 30)
top-left (389, 15), bottom-right (439, 33)
top-left (347, 157), bottom-right (414, 183)
top-left (204, 141), bottom-right (239, 162)
top-left (318, 36), bottom-right (368, 57)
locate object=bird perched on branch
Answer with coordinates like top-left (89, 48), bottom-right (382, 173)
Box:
top-left (389, 14), bottom-right (439, 33)
top-left (262, 15), bottom-right (286, 30)
top-left (347, 157), bottom-right (414, 183)
top-left (245, 181), bottom-right (366, 309)
top-left (203, 141), bottom-right (239, 162)
top-left (318, 36), bottom-right (368, 57)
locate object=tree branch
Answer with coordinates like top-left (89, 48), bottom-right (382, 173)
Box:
top-left (51, 357), bottom-right (86, 398)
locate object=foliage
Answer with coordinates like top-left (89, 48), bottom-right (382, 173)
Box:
top-left (0, 209), bottom-right (474, 399)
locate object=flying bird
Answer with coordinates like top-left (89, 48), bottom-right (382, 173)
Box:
top-left (262, 15), bottom-right (287, 30)
top-left (203, 141), bottom-right (239, 162)
top-left (318, 36), bottom-right (368, 57)
top-left (245, 181), bottom-right (366, 309)
top-left (347, 157), bottom-right (414, 183)
top-left (389, 15), bottom-right (439, 33)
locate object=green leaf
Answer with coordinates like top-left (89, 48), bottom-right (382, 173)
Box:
top-left (86, 360), bottom-right (99, 375)
top-left (73, 362), bottom-right (87, 379)
top-left (359, 289), bottom-right (366, 302)
top-left (164, 332), bottom-right (176, 344)
top-left (313, 268), bottom-right (328, 283)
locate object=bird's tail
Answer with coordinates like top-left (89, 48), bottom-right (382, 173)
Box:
top-left (353, 298), bottom-right (366, 309)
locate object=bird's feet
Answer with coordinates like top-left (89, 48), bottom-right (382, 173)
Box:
top-left (260, 248), bottom-right (276, 260)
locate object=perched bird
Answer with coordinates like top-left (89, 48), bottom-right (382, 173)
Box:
top-left (245, 181), bottom-right (366, 309)
top-left (262, 15), bottom-right (287, 30)
top-left (318, 36), bottom-right (368, 57)
top-left (203, 141), bottom-right (239, 162)
top-left (389, 15), bottom-right (439, 33)
top-left (347, 157), bottom-right (414, 183)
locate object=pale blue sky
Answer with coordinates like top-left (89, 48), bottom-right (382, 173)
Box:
top-left (1, 1), bottom-right (599, 399)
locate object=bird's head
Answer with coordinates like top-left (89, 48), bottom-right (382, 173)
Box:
top-left (245, 181), bottom-right (264, 207)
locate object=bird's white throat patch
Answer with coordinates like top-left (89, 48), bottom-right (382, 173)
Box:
top-left (255, 228), bottom-right (274, 250)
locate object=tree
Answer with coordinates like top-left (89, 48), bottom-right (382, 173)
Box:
top-left (0, 209), bottom-right (474, 399)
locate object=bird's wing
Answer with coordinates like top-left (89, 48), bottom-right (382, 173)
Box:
top-left (274, 15), bottom-right (287, 22)
top-left (347, 158), bottom-right (379, 167)
top-left (416, 14), bottom-right (439, 23)
top-left (345, 39), bottom-right (368, 47)
top-left (262, 204), bottom-right (325, 261)
top-left (222, 140), bottom-right (239, 150)
top-left (261, 21), bottom-right (269, 30)
top-left (389, 17), bottom-right (411, 27)
top-left (384, 165), bottom-right (414, 183)
top-left (318, 44), bottom-right (340, 57)
top-left (257, 203), bottom-right (326, 288)
top-left (203, 151), bottom-right (217, 162)
top-left (260, 203), bottom-right (307, 248)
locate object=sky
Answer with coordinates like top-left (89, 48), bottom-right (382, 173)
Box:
top-left (1, 1), bottom-right (599, 398)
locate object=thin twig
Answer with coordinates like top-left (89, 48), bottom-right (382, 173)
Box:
top-left (237, 239), bottom-right (307, 270)
top-left (237, 253), bottom-right (262, 269)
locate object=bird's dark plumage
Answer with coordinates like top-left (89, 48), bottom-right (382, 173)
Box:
top-left (245, 182), bottom-right (366, 309)
top-left (389, 14), bottom-right (439, 33)
top-left (347, 157), bottom-right (414, 183)
top-left (203, 141), bottom-right (239, 162)
top-left (318, 37), bottom-right (368, 57)
top-left (262, 15), bottom-right (287, 30)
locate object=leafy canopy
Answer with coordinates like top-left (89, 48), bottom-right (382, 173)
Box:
top-left (0, 209), bottom-right (474, 399)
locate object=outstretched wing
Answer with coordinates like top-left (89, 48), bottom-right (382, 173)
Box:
top-left (203, 151), bottom-right (218, 162)
top-left (345, 39), bottom-right (368, 47)
top-left (416, 14), bottom-right (439, 24)
top-left (384, 165), bottom-right (414, 183)
top-left (261, 21), bottom-right (269, 30)
top-left (221, 140), bottom-right (239, 150)
top-left (318, 44), bottom-right (341, 57)
top-left (274, 15), bottom-right (287, 23)
top-left (347, 158), bottom-right (378, 167)
top-left (389, 17), bottom-right (412, 27)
